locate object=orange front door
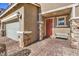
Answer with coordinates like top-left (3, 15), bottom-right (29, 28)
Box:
top-left (46, 19), bottom-right (53, 37)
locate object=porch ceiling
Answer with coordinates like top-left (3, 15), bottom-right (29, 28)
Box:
top-left (42, 8), bottom-right (71, 17)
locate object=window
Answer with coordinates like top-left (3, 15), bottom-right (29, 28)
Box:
top-left (57, 16), bottom-right (67, 27)
top-left (58, 18), bottom-right (65, 25)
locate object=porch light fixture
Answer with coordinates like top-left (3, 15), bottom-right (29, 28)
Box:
top-left (17, 12), bottom-right (22, 19)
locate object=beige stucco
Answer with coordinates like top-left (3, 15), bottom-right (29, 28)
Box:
top-left (40, 3), bottom-right (73, 12)
top-left (0, 3), bottom-right (39, 48)
top-left (40, 3), bottom-right (73, 39)
top-left (75, 6), bottom-right (79, 17)
top-left (42, 17), bottom-right (46, 37)
top-left (0, 3), bottom-right (79, 48)
top-left (23, 4), bottom-right (39, 46)
top-left (54, 28), bottom-right (70, 33)
top-left (1, 4), bottom-right (25, 47)
top-left (42, 13), bottom-right (71, 38)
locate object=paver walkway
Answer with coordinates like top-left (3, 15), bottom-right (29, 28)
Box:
top-left (1, 36), bottom-right (79, 56)
top-left (26, 38), bottom-right (79, 56)
top-left (0, 37), bottom-right (21, 55)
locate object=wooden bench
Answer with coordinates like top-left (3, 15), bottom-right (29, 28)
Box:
top-left (55, 33), bottom-right (69, 39)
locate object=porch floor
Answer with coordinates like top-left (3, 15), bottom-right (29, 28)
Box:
top-left (26, 38), bottom-right (79, 56)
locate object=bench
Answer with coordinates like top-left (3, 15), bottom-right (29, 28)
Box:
top-left (55, 33), bottom-right (69, 39)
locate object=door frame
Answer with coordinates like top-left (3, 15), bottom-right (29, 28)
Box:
top-left (45, 17), bottom-right (55, 38)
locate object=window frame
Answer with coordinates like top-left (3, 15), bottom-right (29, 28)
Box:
top-left (56, 16), bottom-right (67, 27)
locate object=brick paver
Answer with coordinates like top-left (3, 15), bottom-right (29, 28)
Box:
top-left (1, 36), bottom-right (79, 56)
top-left (26, 38), bottom-right (79, 56)
top-left (0, 37), bottom-right (22, 55)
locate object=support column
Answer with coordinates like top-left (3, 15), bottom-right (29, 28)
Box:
top-left (72, 5), bottom-right (75, 18)
top-left (70, 4), bottom-right (79, 49)
top-left (70, 20), bottom-right (79, 49)
top-left (38, 14), bottom-right (44, 40)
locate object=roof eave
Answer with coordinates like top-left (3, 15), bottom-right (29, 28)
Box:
top-left (0, 3), bottom-right (18, 18)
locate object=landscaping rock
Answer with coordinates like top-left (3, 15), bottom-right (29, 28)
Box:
top-left (9, 49), bottom-right (31, 56)
top-left (0, 44), bottom-right (7, 56)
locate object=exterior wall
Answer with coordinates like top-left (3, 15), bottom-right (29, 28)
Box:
top-left (1, 4), bottom-right (25, 47)
top-left (23, 4), bottom-right (39, 46)
top-left (42, 14), bottom-right (71, 38)
top-left (54, 28), bottom-right (70, 33)
top-left (70, 8), bottom-right (73, 18)
top-left (40, 3), bottom-right (72, 12)
top-left (54, 15), bottom-right (70, 28)
top-left (40, 3), bottom-right (72, 38)
top-left (1, 4), bottom-right (24, 32)
top-left (0, 4), bottom-right (24, 19)
top-left (75, 6), bottom-right (79, 17)
top-left (42, 17), bottom-right (46, 38)
top-left (54, 15), bottom-right (70, 37)
top-left (0, 3), bottom-right (40, 47)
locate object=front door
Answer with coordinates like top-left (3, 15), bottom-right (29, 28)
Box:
top-left (46, 19), bottom-right (53, 37)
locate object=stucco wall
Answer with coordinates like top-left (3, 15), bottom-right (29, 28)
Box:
top-left (1, 4), bottom-right (24, 31)
top-left (42, 14), bottom-right (70, 38)
top-left (40, 3), bottom-right (72, 12)
top-left (42, 17), bottom-right (46, 37)
top-left (0, 3), bottom-right (40, 47)
top-left (1, 3), bottom-right (40, 47)
top-left (1, 4), bottom-right (24, 19)
top-left (24, 4), bottom-right (39, 46)
top-left (54, 28), bottom-right (70, 33)
top-left (75, 6), bottom-right (79, 17)
top-left (54, 15), bottom-right (70, 38)
top-left (1, 4), bottom-right (25, 47)
top-left (54, 15), bottom-right (70, 28)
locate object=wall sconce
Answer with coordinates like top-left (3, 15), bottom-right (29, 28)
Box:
top-left (17, 12), bottom-right (22, 19)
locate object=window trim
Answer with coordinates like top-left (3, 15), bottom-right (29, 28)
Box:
top-left (56, 16), bottom-right (67, 27)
